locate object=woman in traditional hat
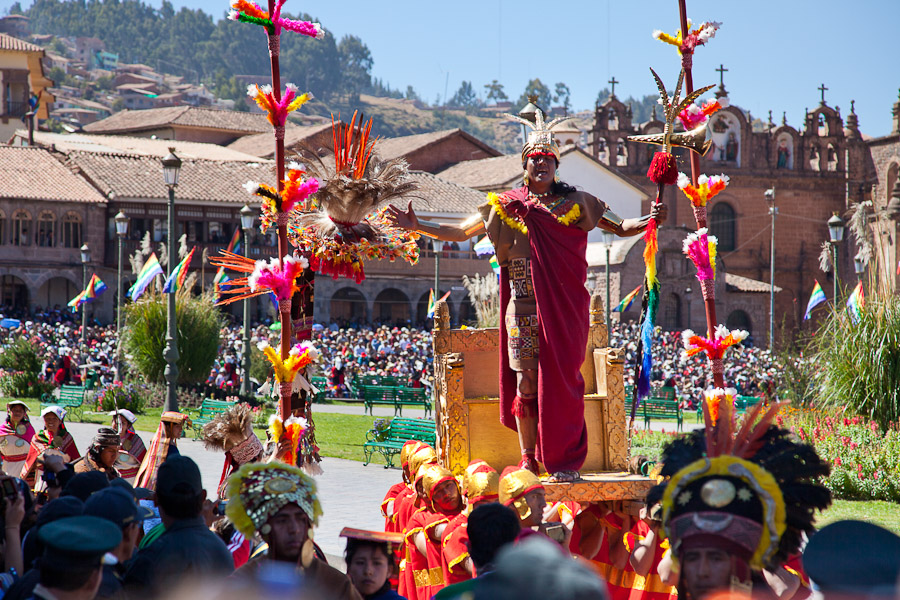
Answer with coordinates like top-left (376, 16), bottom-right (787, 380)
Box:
top-left (0, 400), bottom-right (35, 476)
top-left (20, 405), bottom-right (80, 489)
top-left (109, 409), bottom-right (146, 482)
top-left (387, 108), bottom-right (666, 482)
top-left (341, 528), bottom-right (405, 600)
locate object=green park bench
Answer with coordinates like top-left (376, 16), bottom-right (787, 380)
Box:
top-left (395, 387), bottom-right (431, 418)
top-left (642, 387), bottom-right (682, 431)
top-left (361, 385), bottom-right (398, 415)
top-left (363, 417), bottom-right (437, 468)
top-left (40, 384), bottom-right (87, 422)
top-left (190, 398), bottom-right (235, 439)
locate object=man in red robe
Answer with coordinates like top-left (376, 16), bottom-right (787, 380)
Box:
top-left (381, 440), bottom-right (425, 533)
top-left (387, 108), bottom-right (667, 481)
top-left (441, 459), bottom-right (498, 586)
top-left (396, 445), bottom-right (438, 599)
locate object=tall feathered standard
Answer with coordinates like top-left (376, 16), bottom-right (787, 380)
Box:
top-left (289, 112), bottom-right (420, 282)
top-left (202, 403), bottom-right (256, 453)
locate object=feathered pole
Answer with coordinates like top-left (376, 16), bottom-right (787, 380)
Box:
top-left (625, 68), bottom-right (712, 431)
top-left (228, 0), bottom-right (322, 420)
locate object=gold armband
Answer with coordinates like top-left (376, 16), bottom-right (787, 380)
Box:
top-left (600, 208), bottom-right (624, 228)
top-left (460, 213), bottom-right (484, 237)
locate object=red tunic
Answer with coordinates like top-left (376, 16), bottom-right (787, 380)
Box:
top-left (381, 482), bottom-right (408, 533)
top-left (405, 509), bottom-right (452, 600)
top-left (441, 512), bottom-right (471, 587)
top-left (397, 502), bottom-right (423, 600)
top-left (622, 520), bottom-right (677, 600)
top-left (493, 188), bottom-right (593, 472)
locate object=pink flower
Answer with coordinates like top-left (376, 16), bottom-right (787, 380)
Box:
top-left (874, 471), bottom-right (879, 480)
top-left (849, 442), bottom-right (858, 450)
top-left (870, 421), bottom-right (879, 433)
top-left (844, 418), bottom-right (851, 426)
top-left (858, 471), bottom-right (865, 480)
top-left (834, 457), bottom-right (842, 466)
top-left (777, 416), bottom-right (784, 427)
top-left (852, 416), bottom-right (860, 425)
top-left (841, 436), bottom-right (851, 447)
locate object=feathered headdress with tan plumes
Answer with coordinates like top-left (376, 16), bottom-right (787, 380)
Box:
top-left (288, 112), bottom-right (419, 282)
top-left (503, 107), bottom-right (567, 163)
top-left (202, 403), bottom-right (255, 452)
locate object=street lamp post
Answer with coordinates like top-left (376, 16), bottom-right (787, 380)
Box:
top-left (601, 230), bottom-right (614, 340)
top-left (827, 212), bottom-right (845, 302)
top-left (114, 211), bottom-right (128, 381)
top-left (80, 243), bottom-right (90, 356)
top-left (765, 188), bottom-right (777, 352)
top-left (162, 149), bottom-right (182, 413)
top-left (685, 287), bottom-right (693, 331)
top-left (433, 240), bottom-right (444, 309)
top-left (240, 204), bottom-right (255, 398)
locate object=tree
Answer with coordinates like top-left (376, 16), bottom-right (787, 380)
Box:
top-left (121, 283), bottom-right (224, 384)
top-left (448, 80), bottom-right (478, 109)
top-left (516, 78), bottom-right (551, 111)
top-left (484, 79), bottom-right (507, 103)
top-left (405, 85), bottom-right (420, 101)
top-left (338, 34), bottom-right (373, 101)
top-left (554, 82), bottom-right (571, 115)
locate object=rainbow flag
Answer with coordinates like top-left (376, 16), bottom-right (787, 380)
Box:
top-left (128, 252), bottom-right (163, 301)
top-left (225, 227), bottom-right (241, 254)
top-left (846, 282), bottom-right (864, 322)
top-left (489, 255), bottom-right (500, 275)
top-left (473, 235), bottom-right (494, 256)
top-left (163, 247), bottom-right (196, 294)
top-left (213, 266), bottom-right (230, 292)
top-left (613, 284), bottom-right (642, 313)
top-left (426, 289), bottom-right (452, 319)
top-left (803, 280), bottom-right (827, 321)
top-left (67, 274), bottom-right (107, 308)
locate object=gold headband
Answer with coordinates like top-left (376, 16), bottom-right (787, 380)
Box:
top-left (499, 468), bottom-right (543, 521)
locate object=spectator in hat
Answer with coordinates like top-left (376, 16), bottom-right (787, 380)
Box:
top-left (124, 456), bottom-right (233, 595)
top-left (72, 428), bottom-right (121, 480)
top-left (109, 409), bottom-right (146, 482)
top-left (340, 528), bottom-right (403, 600)
top-left (61, 471), bottom-right (110, 502)
top-left (0, 401), bottom-right (34, 477)
top-left (84, 486), bottom-right (154, 599)
top-left (803, 520), bottom-right (900, 599)
top-left (31, 516), bottom-right (121, 600)
top-left (134, 411), bottom-right (191, 491)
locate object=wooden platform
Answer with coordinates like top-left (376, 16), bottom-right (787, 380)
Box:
top-left (542, 472), bottom-right (655, 504)
top-left (431, 298), bottom-right (653, 502)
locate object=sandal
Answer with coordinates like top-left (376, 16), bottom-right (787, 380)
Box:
top-left (547, 470), bottom-right (580, 483)
top-left (518, 454), bottom-right (540, 475)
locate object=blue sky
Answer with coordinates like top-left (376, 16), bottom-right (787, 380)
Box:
top-left (8, 0), bottom-right (900, 136)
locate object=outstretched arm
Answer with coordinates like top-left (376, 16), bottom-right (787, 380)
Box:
top-left (385, 201), bottom-right (484, 242)
top-left (579, 192), bottom-right (668, 238)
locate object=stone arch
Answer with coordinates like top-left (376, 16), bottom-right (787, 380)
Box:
top-left (726, 309), bottom-right (752, 335)
top-left (774, 130), bottom-right (795, 170)
top-left (887, 162), bottom-right (899, 205)
top-left (330, 287), bottom-right (368, 324)
top-left (61, 212), bottom-right (84, 249)
top-left (456, 296), bottom-right (477, 326)
top-left (36, 276), bottom-right (80, 310)
top-left (709, 110), bottom-right (743, 167)
top-left (373, 288), bottom-right (410, 325)
top-left (11, 209), bottom-right (31, 247)
top-left (597, 137), bottom-right (609, 165)
top-left (415, 290), bottom-right (432, 325)
top-left (709, 202), bottom-right (736, 252)
top-left (808, 144), bottom-right (820, 172)
top-left (616, 138), bottom-right (628, 167)
top-left (0, 274), bottom-right (29, 312)
top-left (826, 143), bottom-right (839, 172)
top-left (662, 291), bottom-right (682, 331)
top-left (36, 210), bottom-right (56, 248)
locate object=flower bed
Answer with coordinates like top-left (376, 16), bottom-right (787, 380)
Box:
top-left (779, 406), bottom-right (900, 502)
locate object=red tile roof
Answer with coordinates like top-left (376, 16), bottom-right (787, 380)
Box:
top-left (436, 153), bottom-right (521, 190)
top-left (83, 106), bottom-right (272, 135)
top-left (407, 171), bottom-right (486, 215)
top-left (226, 123), bottom-right (333, 159)
top-left (375, 128), bottom-right (500, 162)
top-left (65, 151), bottom-right (273, 204)
top-left (0, 33), bottom-right (44, 53)
top-left (0, 146), bottom-right (105, 203)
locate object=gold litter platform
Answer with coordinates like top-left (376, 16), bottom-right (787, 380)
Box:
top-left (431, 297), bottom-right (654, 504)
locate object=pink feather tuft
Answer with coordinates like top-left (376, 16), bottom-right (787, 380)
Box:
top-left (684, 231), bottom-right (714, 280)
top-left (249, 255), bottom-right (308, 301)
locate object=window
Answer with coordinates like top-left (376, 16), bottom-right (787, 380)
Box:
top-left (709, 203), bottom-right (736, 252)
top-left (726, 310), bottom-right (752, 335)
top-left (37, 211), bottom-right (56, 247)
top-left (207, 222), bottom-right (224, 244)
top-left (62, 213), bottom-right (83, 248)
top-left (663, 292), bottom-right (682, 331)
top-left (12, 210), bottom-right (31, 246)
top-left (0, 210), bottom-right (5, 245)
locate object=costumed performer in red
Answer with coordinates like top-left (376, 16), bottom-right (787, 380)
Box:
top-left (109, 408), bottom-right (146, 482)
top-left (20, 405), bottom-right (80, 489)
top-left (386, 108), bottom-right (667, 482)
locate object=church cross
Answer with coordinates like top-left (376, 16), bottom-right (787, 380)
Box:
top-left (608, 77), bottom-right (619, 97)
top-left (716, 64), bottom-right (728, 87)
top-left (819, 83), bottom-right (828, 104)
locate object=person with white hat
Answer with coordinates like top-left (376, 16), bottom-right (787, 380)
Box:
top-left (108, 409), bottom-right (146, 483)
top-left (0, 401), bottom-right (35, 476)
top-left (20, 406), bottom-right (80, 490)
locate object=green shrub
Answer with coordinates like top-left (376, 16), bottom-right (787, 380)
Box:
top-left (121, 287), bottom-right (225, 385)
top-left (811, 294), bottom-right (900, 429)
top-left (0, 338), bottom-right (41, 375)
top-left (0, 371), bottom-right (53, 398)
top-left (95, 381), bottom-right (147, 414)
top-left (250, 345), bottom-right (273, 383)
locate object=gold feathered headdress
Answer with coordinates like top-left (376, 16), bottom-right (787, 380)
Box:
top-left (202, 403), bottom-right (264, 465)
top-left (504, 107), bottom-right (567, 164)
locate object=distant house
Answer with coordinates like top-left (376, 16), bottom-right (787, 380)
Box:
top-left (0, 33), bottom-right (55, 140)
top-left (83, 105), bottom-right (271, 144)
top-left (74, 37), bottom-right (104, 67)
top-left (0, 15), bottom-right (29, 38)
top-left (374, 128), bottom-right (501, 173)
